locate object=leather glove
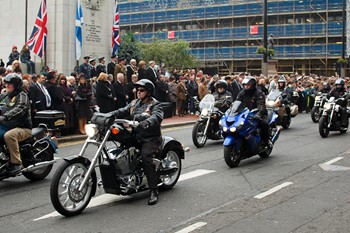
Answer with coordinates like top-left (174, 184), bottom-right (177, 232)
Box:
top-left (137, 120), bottom-right (149, 130)
top-left (253, 114), bottom-right (262, 121)
top-left (0, 116), bottom-right (6, 124)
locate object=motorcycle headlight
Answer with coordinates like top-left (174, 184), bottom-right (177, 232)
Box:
top-left (223, 127), bottom-right (228, 132)
top-left (229, 127), bottom-right (236, 133)
top-left (201, 108), bottom-right (209, 117)
top-left (85, 124), bottom-right (98, 138)
top-left (324, 103), bottom-right (332, 111)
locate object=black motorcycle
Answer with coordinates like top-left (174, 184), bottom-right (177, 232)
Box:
top-left (311, 92), bottom-right (327, 123)
top-left (50, 113), bottom-right (187, 217)
top-left (192, 94), bottom-right (229, 148)
top-left (0, 124), bottom-right (57, 181)
top-left (319, 96), bottom-right (349, 138)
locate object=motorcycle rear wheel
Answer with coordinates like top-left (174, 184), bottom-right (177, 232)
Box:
top-left (22, 147), bottom-right (54, 181)
top-left (319, 116), bottom-right (330, 138)
top-left (311, 107), bottom-right (320, 123)
top-left (50, 160), bottom-right (97, 217)
top-left (224, 146), bottom-right (241, 168)
top-left (192, 121), bottom-right (208, 148)
top-left (159, 148), bottom-right (182, 191)
top-left (339, 120), bottom-right (349, 134)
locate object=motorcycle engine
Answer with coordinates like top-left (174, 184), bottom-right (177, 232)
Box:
top-left (118, 169), bottom-right (147, 194)
top-left (0, 147), bottom-right (9, 161)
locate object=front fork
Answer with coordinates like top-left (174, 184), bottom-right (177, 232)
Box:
top-left (202, 117), bottom-right (211, 136)
top-left (78, 131), bottom-right (111, 191)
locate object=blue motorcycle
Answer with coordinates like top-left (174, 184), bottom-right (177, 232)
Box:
top-left (220, 101), bottom-right (281, 168)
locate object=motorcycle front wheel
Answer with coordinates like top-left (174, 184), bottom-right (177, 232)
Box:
top-left (319, 116), bottom-right (330, 138)
top-left (50, 160), bottom-right (97, 217)
top-left (224, 146), bottom-right (241, 168)
top-left (192, 121), bottom-right (208, 148)
top-left (311, 107), bottom-right (320, 123)
top-left (159, 148), bottom-right (182, 190)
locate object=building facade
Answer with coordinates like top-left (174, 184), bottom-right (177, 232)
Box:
top-left (119, 0), bottom-right (349, 76)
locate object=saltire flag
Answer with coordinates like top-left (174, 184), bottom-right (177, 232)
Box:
top-left (75, 0), bottom-right (84, 60)
top-left (111, 1), bottom-right (120, 56)
top-left (26, 0), bottom-right (47, 58)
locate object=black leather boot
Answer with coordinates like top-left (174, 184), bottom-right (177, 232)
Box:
top-left (148, 189), bottom-right (159, 205)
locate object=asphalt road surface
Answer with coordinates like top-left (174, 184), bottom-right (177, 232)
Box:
top-left (1, 113), bottom-right (350, 233)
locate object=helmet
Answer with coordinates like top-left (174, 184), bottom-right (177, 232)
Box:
top-left (242, 76), bottom-right (257, 95)
top-left (335, 79), bottom-right (345, 91)
top-left (135, 79), bottom-right (155, 96)
top-left (214, 80), bottom-right (228, 90)
top-left (3, 73), bottom-right (23, 89)
top-left (278, 76), bottom-right (286, 90)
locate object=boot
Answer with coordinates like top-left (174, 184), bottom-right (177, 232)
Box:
top-left (148, 189), bottom-right (159, 205)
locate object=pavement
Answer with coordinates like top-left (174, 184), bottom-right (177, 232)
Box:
top-left (57, 114), bottom-right (198, 144)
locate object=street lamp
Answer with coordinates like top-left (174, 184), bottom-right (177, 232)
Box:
top-left (262, 0), bottom-right (268, 76)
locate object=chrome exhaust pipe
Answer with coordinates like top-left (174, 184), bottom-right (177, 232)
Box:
top-left (21, 160), bottom-right (56, 173)
top-left (271, 127), bottom-right (282, 144)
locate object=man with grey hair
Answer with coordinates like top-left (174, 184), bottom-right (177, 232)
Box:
top-left (146, 60), bottom-right (158, 84)
top-left (113, 73), bottom-right (128, 109)
top-left (126, 58), bottom-right (138, 84)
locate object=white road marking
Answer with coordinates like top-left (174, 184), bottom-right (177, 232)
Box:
top-left (178, 169), bottom-right (216, 182)
top-left (175, 222), bottom-right (207, 233)
top-left (319, 157), bottom-right (350, 171)
top-left (254, 182), bottom-right (293, 199)
top-left (323, 157), bottom-right (344, 165)
top-left (34, 169), bottom-right (216, 221)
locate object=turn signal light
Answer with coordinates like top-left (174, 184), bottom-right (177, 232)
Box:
top-left (111, 127), bottom-right (120, 135)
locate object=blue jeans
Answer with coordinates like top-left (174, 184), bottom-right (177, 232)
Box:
top-left (0, 125), bottom-right (9, 140)
top-left (23, 60), bottom-right (36, 74)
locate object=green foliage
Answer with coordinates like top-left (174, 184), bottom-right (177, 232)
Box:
top-left (117, 32), bottom-right (142, 63)
top-left (337, 58), bottom-right (348, 64)
top-left (140, 37), bottom-right (199, 69)
top-left (256, 46), bottom-right (275, 57)
top-left (268, 49), bottom-right (275, 57)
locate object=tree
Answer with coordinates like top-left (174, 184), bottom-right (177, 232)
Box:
top-left (117, 32), bottom-right (142, 63)
top-left (140, 37), bottom-right (199, 69)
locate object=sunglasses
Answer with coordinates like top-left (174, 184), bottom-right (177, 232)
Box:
top-left (137, 89), bottom-right (146, 92)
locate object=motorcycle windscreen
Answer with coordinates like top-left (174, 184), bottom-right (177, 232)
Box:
top-left (227, 101), bottom-right (245, 118)
top-left (199, 94), bottom-right (215, 111)
top-left (267, 89), bottom-right (282, 101)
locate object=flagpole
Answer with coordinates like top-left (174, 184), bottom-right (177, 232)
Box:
top-left (25, 0), bottom-right (28, 42)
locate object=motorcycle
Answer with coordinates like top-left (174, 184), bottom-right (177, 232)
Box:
top-left (192, 94), bottom-right (229, 148)
top-left (266, 89), bottom-right (295, 129)
top-left (0, 124), bottom-right (57, 181)
top-left (311, 92), bottom-right (327, 123)
top-left (319, 96), bottom-right (349, 138)
top-left (220, 101), bottom-right (281, 168)
top-left (50, 113), bottom-right (187, 217)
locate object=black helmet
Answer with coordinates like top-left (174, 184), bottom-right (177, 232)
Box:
top-left (214, 80), bottom-right (228, 90)
top-left (335, 78), bottom-right (345, 91)
top-left (135, 79), bottom-right (155, 96)
top-left (3, 73), bottom-right (23, 89)
top-left (242, 76), bottom-right (257, 95)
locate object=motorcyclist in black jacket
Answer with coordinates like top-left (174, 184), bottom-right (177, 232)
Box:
top-left (212, 80), bottom-right (233, 113)
top-left (277, 76), bottom-right (292, 117)
top-left (237, 76), bottom-right (270, 147)
top-left (110, 79), bottom-right (163, 205)
top-left (327, 79), bottom-right (349, 128)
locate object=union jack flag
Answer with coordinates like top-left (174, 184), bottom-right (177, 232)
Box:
top-left (26, 0), bottom-right (47, 58)
top-left (111, 1), bottom-right (120, 56)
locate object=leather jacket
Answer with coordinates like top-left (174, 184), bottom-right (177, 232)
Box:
top-left (237, 88), bottom-right (267, 118)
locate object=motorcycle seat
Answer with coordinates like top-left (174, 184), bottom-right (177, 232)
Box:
top-left (19, 128), bottom-right (46, 145)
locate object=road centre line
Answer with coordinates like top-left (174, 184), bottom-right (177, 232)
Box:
top-left (174, 222), bottom-right (207, 233)
top-left (33, 169), bottom-right (216, 221)
top-left (254, 182), bottom-right (293, 199)
top-left (322, 157), bottom-right (344, 165)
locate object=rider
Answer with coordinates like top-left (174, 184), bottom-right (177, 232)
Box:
top-left (237, 76), bottom-right (270, 147)
top-left (110, 79), bottom-right (163, 205)
top-left (277, 76), bottom-right (292, 117)
top-left (0, 73), bottom-right (32, 175)
top-left (321, 81), bottom-right (332, 94)
top-left (327, 79), bottom-right (349, 128)
top-left (212, 80), bottom-right (233, 112)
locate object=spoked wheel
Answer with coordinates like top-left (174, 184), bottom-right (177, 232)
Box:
top-left (22, 147), bottom-right (54, 181)
top-left (340, 120), bottom-right (349, 134)
top-left (259, 144), bottom-right (273, 158)
top-left (224, 146), bottom-right (241, 168)
top-left (50, 160), bottom-right (97, 217)
top-left (319, 116), bottom-right (330, 138)
top-left (192, 121), bottom-right (208, 148)
top-left (311, 107), bottom-right (320, 123)
top-left (159, 149), bottom-right (182, 190)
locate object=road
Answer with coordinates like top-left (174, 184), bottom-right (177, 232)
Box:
top-left (1, 113), bottom-right (350, 233)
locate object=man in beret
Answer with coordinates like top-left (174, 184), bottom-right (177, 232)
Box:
top-left (78, 56), bottom-right (92, 81)
top-left (114, 56), bottom-right (126, 80)
top-left (107, 55), bottom-right (118, 78)
top-left (96, 57), bottom-right (106, 77)
top-left (89, 58), bottom-right (97, 79)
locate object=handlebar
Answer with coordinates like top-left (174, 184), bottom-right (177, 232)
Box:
top-left (114, 119), bottom-right (140, 128)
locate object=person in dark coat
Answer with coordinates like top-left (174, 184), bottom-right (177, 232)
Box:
top-left (20, 44), bottom-right (35, 74)
top-left (113, 73), bottom-right (128, 109)
top-left (231, 74), bottom-right (244, 101)
top-left (7, 45), bottom-right (20, 67)
top-left (45, 73), bottom-right (63, 111)
top-left (125, 74), bottom-right (138, 102)
top-left (95, 72), bottom-right (116, 113)
top-left (155, 75), bottom-right (169, 102)
top-left (89, 58), bottom-right (97, 79)
top-left (126, 59), bottom-right (138, 84)
top-left (57, 74), bottom-right (75, 132)
top-left (107, 55), bottom-right (118, 77)
top-left (78, 56), bottom-right (92, 81)
top-left (138, 60), bottom-right (147, 80)
top-left (75, 74), bottom-right (92, 134)
top-left (146, 61), bottom-right (158, 84)
top-left (96, 57), bottom-right (107, 77)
